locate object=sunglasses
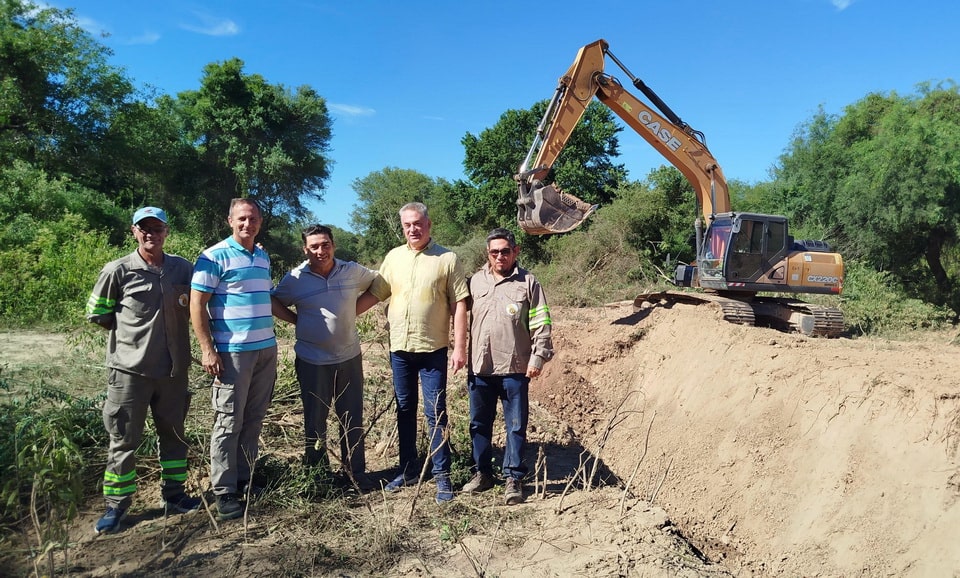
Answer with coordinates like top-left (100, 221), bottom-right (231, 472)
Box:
top-left (135, 224), bottom-right (167, 236)
top-left (488, 248), bottom-right (514, 257)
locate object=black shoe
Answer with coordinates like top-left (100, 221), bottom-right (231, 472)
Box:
top-left (350, 472), bottom-right (377, 492)
top-left (216, 493), bottom-right (243, 520)
top-left (163, 493), bottom-right (202, 514)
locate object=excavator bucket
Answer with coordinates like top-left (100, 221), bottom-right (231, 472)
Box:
top-left (516, 182), bottom-right (597, 235)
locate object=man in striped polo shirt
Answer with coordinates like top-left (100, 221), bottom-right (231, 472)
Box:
top-left (87, 206), bottom-right (201, 534)
top-left (190, 198), bottom-right (278, 521)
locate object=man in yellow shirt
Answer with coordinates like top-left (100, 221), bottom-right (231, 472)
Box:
top-left (377, 202), bottom-right (469, 503)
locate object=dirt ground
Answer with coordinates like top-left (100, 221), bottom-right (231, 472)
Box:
top-left (2, 301), bottom-right (959, 577)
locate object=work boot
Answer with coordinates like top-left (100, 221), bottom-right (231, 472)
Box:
top-left (435, 475), bottom-right (454, 504)
top-left (462, 471), bottom-right (495, 494)
top-left (216, 493), bottom-right (243, 521)
top-left (504, 477), bottom-right (524, 505)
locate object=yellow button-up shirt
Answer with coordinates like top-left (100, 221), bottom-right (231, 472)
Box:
top-left (378, 240), bottom-right (469, 353)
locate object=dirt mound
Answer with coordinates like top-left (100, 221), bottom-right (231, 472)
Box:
top-left (6, 301), bottom-right (960, 576)
top-left (536, 301), bottom-right (960, 576)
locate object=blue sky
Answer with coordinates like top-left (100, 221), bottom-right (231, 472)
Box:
top-left (52, 0), bottom-right (958, 232)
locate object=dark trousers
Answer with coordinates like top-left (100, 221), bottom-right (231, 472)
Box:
top-left (468, 373), bottom-right (530, 480)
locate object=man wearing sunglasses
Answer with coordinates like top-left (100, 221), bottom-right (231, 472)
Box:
top-left (462, 228), bottom-right (554, 505)
top-left (86, 207), bottom-right (200, 534)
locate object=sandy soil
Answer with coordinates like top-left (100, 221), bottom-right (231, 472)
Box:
top-left (535, 301), bottom-right (960, 577)
top-left (0, 329), bottom-right (69, 370)
top-left (4, 301), bottom-right (959, 576)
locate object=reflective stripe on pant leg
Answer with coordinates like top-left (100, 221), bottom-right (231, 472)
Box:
top-left (152, 372), bottom-right (191, 498)
top-left (101, 369), bottom-right (152, 508)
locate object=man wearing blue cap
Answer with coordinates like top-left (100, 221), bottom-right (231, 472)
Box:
top-left (86, 207), bottom-right (201, 534)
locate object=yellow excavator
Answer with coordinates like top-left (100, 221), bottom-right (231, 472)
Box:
top-left (515, 39), bottom-right (844, 337)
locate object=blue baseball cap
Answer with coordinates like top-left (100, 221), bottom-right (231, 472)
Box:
top-left (132, 206), bottom-right (168, 225)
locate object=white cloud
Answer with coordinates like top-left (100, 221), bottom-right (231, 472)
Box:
top-left (125, 32), bottom-right (161, 45)
top-left (831, 0), bottom-right (854, 10)
top-left (328, 103), bottom-right (376, 117)
top-left (73, 14), bottom-right (111, 37)
top-left (180, 12), bottom-right (240, 36)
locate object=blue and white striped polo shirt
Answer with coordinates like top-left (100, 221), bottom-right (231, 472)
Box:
top-left (191, 236), bottom-right (276, 352)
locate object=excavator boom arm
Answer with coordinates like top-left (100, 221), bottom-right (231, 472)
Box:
top-left (593, 74), bottom-right (731, 216)
top-left (516, 39), bottom-right (730, 234)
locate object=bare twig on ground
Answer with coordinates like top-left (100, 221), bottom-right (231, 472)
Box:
top-left (648, 456), bottom-right (673, 504)
top-left (458, 538), bottom-right (484, 577)
top-left (29, 478), bottom-right (48, 578)
top-left (534, 445), bottom-right (547, 499)
top-left (620, 411), bottom-right (656, 515)
top-left (555, 450), bottom-right (589, 514)
top-left (589, 392), bottom-right (639, 486)
top-left (242, 447), bottom-right (257, 541)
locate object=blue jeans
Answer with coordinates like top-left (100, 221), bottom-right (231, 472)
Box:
top-left (390, 349), bottom-right (450, 477)
top-left (468, 373), bottom-right (529, 480)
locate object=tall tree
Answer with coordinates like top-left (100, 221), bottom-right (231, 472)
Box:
top-left (774, 83), bottom-right (960, 314)
top-left (461, 100), bottom-right (626, 233)
top-left (177, 58), bottom-right (333, 238)
top-left (0, 0), bottom-right (134, 187)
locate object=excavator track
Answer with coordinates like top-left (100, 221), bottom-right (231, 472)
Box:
top-left (634, 291), bottom-right (754, 326)
top-left (753, 298), bottom-right (845, 338)
top-left (634, 291), bottom-right (844, 337)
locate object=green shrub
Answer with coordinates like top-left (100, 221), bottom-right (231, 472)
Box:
top-left (163, 229), bottom-right (206, 264)
top-left (840, 260), bottom-right (953, 335)
top-left (536, 219), bottom-right (658, 307)
top-left (0, 214), bottom-right (122, 326)
top-left (0, 376), bottom-right (103, 540)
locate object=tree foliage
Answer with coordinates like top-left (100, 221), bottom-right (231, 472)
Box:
top-left (177, 58), bottom-right (333, 239)
top-left (349, 168), bottom-right (443, 263)
top-left (0, 0), bottom-right (134, 184)
top-left (461, 101), bottom-right (626, 235)
top-left (774, 82), bottom-right (960, 315)
top-left (0, 0), bottom-right (337, 325)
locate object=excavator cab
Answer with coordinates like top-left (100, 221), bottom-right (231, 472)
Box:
top-left (695, 214), bottom-right (789, 290)
top-left (516, 180), bottom-right (597, 235)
